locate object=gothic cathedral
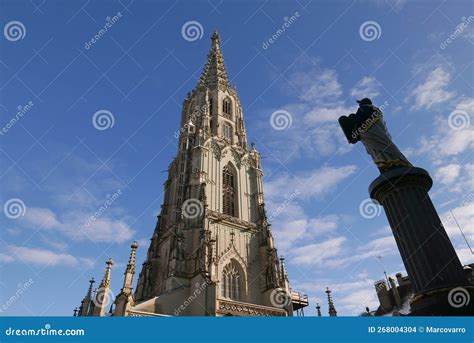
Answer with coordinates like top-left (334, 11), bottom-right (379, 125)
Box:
top-left (75, 32), bottom-right (308, 317)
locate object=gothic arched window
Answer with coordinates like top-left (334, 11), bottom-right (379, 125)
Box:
top-left (223, 98), bottom-right (232, 117)
top-left (221, 262), bottom-right (241, 300)
top-left (223, 164), bottom-right (236, 216)
top-left (222, 123), bottom-right (232, 142)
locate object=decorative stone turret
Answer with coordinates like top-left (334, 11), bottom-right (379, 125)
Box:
top-left (114, 241), bottom-right (138, 316)
top-left (316, 303), bottom-right (322, 317)
top-left (92, 258), bottom-right (113, 316)
top-left (78, 278), bottom-right (94, 316)
top-left (280, 257), bottom-right (290, 290)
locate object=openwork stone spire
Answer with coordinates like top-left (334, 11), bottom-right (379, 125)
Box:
top-left (123, 241), bottom-right (138, 292)
top-left (325, 287), bottom-right (337, 317)
top-left (197, 31), bottom-right (231, 90)
top-left (78, 278), bottom-right (95, 316)
top-left (100, 257), bottom-right (114, 289)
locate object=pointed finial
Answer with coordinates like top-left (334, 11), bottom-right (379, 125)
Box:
top-left (73, 307), bottom-right (78, 316)
top-left (87, 278), bottom-right (95, 297)
top-left (99, 258), bottom-right (114, 289)
top-left (211, 31), bottom-right (220, 43)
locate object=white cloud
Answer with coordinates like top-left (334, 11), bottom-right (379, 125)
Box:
top-left (443, 201), bottom-right (474, 243)
top-left (455, 247), bottom-right (474, 266)
top-left (266, 165), bottom-right (357, 256)
top-left (292, 237), bottom-right (347, 266)
top-left (411, 67), bottom-right (456, 110)
top-left (19, 206), bottom-right (134, 243)
top-left (0, 253), bottom-right (14, 263)
top-left (3, 245), bottom-right (95, 268)
top-left (270, 203), bottom-right (341, 253)
top-left (288, 233), bottom-right (398, 268)
top-left (410, 98), bottom-right (474, 162)
top-left (291, 69), bottom-right (342, 105)
top-left (265, 165), bottom-right (357, 200)
top-left (339, 288), bottom-right (380, 316)
top-left (261, 64), bottom-right (358, 160)
top-left (303, 105), bottom-right (353, 125)
top-left (324, 235), bottom-right (398, 268)
top-left (435, 164), bottom-right (461, 185)
top-left (24, 207), bottom-right (61, 229)
top-left (350, 76), bottom-right (380, 100)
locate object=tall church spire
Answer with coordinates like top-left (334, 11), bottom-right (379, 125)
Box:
top-left (326, 287), bottom-right (337, 317)
top-left (197, 31), bottom-right (231, 90)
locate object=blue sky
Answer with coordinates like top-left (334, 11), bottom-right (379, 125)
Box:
top-left (0, 0), bottom-right (472, 317)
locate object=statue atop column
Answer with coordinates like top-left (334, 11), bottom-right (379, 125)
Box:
top-left (339, 98), bottom-right (411, 172)
top-left (339, 98), bottom-right (472, 315)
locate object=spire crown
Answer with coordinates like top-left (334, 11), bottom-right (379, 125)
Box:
top-left (211, 31), bottom-right (220, 44)
top-left (197, 32), bottom-right (231, 91)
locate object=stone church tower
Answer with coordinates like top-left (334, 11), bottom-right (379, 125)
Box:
top-left (76, 32), bottom-right (307, 317)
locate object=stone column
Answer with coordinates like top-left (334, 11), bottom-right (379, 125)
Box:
top-left (369, 166), bottom-right (473, 315)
